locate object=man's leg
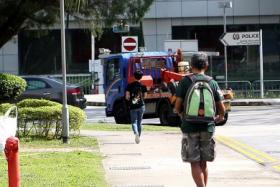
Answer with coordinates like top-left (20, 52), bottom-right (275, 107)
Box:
top-left (182, 133), bottom-right (206, 187)
top-left (200, 161), bottom-right (208, 186)
top-left (200, 131), bottom-right (215, 186)
top-left (130, 109), bottom-right (138, 135)
top-left (190, 162), bottom-right (206, 187)
top-left (136, 106), bottom-right (145, 136)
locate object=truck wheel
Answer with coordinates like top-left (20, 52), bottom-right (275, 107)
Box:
top-left (215, 113), bottom-right (228, 126)
top-left (113, 101), bottom-right (131, 124)
top-left (159, 102), bottom-right (171, 126)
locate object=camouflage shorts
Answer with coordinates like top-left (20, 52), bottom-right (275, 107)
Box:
top-left (181, 132), bottom-right (215, 162)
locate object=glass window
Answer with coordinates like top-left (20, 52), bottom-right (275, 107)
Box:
top-left (105, 58), bottom-right (120, 85)
top-left (19, 29), bottom-right (91, 75)
top-left (26, 80), bottom-right (48, 90)
top-left (172, 24), bottom-right (280, 81)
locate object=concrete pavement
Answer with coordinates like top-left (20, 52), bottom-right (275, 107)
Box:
top-left (83, 94), bottom-right (280, 186)
top-left (81, 130), bottom-right (280, 187)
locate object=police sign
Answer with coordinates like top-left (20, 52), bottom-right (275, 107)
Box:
top-left (220, 31), bottom-right (260, 46)
top-left (220, 30), bottom-right (265, 99)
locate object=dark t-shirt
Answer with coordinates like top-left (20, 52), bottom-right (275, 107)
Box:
top-left (126, 81), bottom-right (147, 109)
top-left (176, 74), bottom-right (224, 133)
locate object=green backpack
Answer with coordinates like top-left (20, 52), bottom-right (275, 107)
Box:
top-left (182, 74), bottom-right (216, 124)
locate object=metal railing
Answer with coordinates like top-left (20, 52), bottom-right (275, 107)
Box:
top-left (49, 74), bottom-right (93, 94)
top-left (217, 80), bottom-right (253, 98)
top-left (252, 80), bottom-right (280, 98)
top-left (217, 80), bottom-right (280, 98)
top-left (29, 73), bottom-right (280, 98)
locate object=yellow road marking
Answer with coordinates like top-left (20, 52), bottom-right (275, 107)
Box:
top-left (272, 165), bottom-right (280, 172)
top-left (216, 135), bottom-right (278, 163)
top-left (216, 135), bottom-right (280, 173)
top-left (216, 136), bottom-right (265, 164)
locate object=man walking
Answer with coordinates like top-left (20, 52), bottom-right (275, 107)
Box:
top-left (175, 53), bottom-right (226, 187)
top-left (125, 70), bottom-right (147, 144)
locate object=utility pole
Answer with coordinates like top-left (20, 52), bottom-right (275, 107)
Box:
top-left (223, 5), bottom-right (228, 88)
top-left (60, 0), bottom-right (69, 144)
top-left (219, 1), bottom-right (232, 88)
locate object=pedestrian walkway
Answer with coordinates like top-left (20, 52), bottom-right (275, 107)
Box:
top-left (81, 130), bottom-right (280, 187)
top-left (85, 94), bottom-right (280, 107)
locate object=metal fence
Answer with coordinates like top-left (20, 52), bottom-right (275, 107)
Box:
top-left (217, 80), bottom-right (280, 98)
top-left (49, 74), bottom-right (93, 94)
top-left (252, 80), bottom-right (280, 98)
top-left (36, 73), bottom-right (280, 98)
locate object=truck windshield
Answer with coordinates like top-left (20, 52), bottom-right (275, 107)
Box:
top-left (130, 57), bottom-right (168, 77)
top-left (104, 58), bottom-right (120, 85)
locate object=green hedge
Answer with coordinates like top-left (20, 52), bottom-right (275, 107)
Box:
top-left (17, 99), bottom-right (60, 108)
top-left (0, 99), bottom-right (86, 139)
top-left (0, 103), bottom-right (14, 115)
top-left (0, 73), bottom-right (26, 101)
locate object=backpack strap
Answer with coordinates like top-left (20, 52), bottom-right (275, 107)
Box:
top-left (203, 75), bottom-right (213, 83)
top-left (186, 73), bottom-right (196, 83)
top-left (186, 73), bottom-right (213, 83)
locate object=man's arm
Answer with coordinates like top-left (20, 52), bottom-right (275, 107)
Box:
top-left (125, 91), bottom-right (130, 101)
top-left (143, 92), bottom-right (147, 99)
top-left (175, 97), bottom-right (183, 117)
top-left (216, 101), bottom-right (226, 122)
top-left (142, 85), bottom-right (148, 99)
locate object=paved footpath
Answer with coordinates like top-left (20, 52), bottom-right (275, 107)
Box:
top-left (81, 130), bottom-right (280, 187)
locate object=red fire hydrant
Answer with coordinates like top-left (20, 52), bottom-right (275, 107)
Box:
top-left (5, 137), bottom-right (21, 187)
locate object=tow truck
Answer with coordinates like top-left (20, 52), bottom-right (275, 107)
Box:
top-left (99, 50), bottom-right (233, 126)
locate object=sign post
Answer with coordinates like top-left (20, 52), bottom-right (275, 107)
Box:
top-left (122, 36), bottom-right (138, 53)
top-left (220, 30), bottom-right (264, 98)
top-left (259, 30), bottom-right (264, 98)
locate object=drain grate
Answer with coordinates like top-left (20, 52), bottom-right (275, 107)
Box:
top-left (115, 185), bottom-right (164, 187)
top-left (110, 166), bottom-right (151, 170)
top-left (102, 142), bottom-right (135, 145)
top-left (266, 151), bottom-right (280, 154)
top-left (164, 132), bottom-right (180, 135)
top-left (107, 153), bottom-right (142, 156)
top-left (96, 134), bottom-right (121, 137)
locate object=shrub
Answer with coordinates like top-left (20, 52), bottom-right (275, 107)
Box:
top-left (17, 99), bottom-right (60, 108)
top-left (69, 105), bottom-right (86, 131)
top-left (0, 103), bottom-right (14, 115)
top-left (0, 73), bottom-right (27, 101)
top-left (2, 99), bottom-right (86, 139)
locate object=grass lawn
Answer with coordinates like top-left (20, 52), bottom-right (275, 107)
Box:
top-left (0, 136), bottom-right (107, 187)
top-left (81, 123), bottom-right (180, 132)
top-left (19, 135), bottom-right (98, 149)
top-left (0, 123), bottom-right (179, 186)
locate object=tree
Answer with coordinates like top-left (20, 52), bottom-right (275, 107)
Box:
top-left (0, 0), bottom-right (154, 48)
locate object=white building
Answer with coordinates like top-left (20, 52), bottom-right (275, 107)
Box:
top-left (0, 37), bottom-right (18, 74)
top-left (143, 0), bottom-right (280, 51)
top-left (141, 0), bottom-right (280, 81)
top-left (1, 0), bottom-right (280, 82)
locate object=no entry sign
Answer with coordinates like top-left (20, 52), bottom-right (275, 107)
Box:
top-left (122, 36), bottom-right (138, 52)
